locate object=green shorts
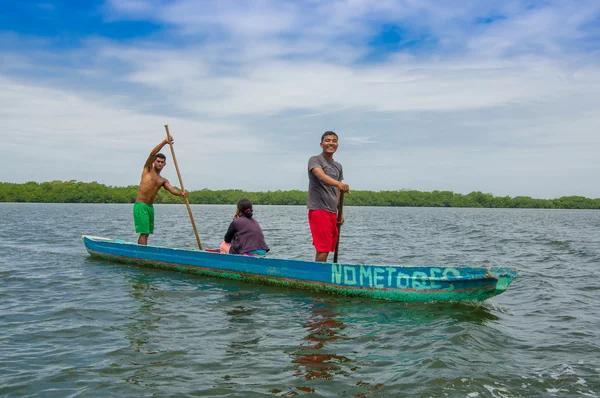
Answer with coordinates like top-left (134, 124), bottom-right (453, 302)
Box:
top-left (133, 202), bottom-right (154, 234)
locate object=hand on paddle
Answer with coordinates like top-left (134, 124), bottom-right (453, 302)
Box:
top-left (337, 215), bottom-right (345, 226)
top-left (164, 124), bottom-right (203, 250)
top-left (337, 182), bottom-right (350, 194)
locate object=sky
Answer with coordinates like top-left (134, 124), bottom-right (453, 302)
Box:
top-left (1, 0), bottom-right (599, 199)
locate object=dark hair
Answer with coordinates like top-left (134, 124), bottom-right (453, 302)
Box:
top-left (321, 131), bottom-right (338, 142)
top-left (237, 198), bottom-right (253, 218)
top-left (155, 153), bottom-right (166, 160)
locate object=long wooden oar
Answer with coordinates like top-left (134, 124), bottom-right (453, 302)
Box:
top-left (333, 192), bottom-right (345, 263)
top-left (164, 125), bottom-right (203, 250)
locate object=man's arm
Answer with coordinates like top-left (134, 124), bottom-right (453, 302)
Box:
top-left (143, 136), bottom-right (173, 170)
top-left (311, 168), bottom-right (350, 193)
top-left (163, 180), bottom-right (187, 198)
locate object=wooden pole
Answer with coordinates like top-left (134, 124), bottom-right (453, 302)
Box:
top-left (333, 192), bottom-right (345, 263)
top-left (164, 125), bottom-right (203, 250)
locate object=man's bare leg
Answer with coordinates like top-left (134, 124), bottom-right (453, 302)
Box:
top-left (315, 252), bottom-right (329, 262)
top-left (138, 234), bottom-right (149, 245)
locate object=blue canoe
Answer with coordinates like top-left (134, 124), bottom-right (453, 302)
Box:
top-left (82, 235), bottom-right (517, 302)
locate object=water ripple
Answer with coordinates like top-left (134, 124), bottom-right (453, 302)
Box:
top-left (1, 204), bottom-right (599, 396)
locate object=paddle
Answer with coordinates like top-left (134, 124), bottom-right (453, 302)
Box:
top-left (164, 124), bottom-right (203, 250)
top-left (333, 191), bottom-right (345, 263)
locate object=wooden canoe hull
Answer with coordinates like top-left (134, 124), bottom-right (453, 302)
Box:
top-left (82, 235), bottom-right (517, 302)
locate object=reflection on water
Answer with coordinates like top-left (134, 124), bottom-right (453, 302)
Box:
top-left (2, 204), bottom-right (600, 396)
top-left (331, 298), bottom-right (500, 328)
top-left (291, 299), bottom-right (353, 381)
top-left (121, 273), bottom-right (164, 387)
top-left (225, 299), bottom-right (261, 359)
top-left (125, 276), bottom-right (161, 354)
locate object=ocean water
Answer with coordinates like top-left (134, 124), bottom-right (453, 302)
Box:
top-left (1, 203), bottom-right (599, 397)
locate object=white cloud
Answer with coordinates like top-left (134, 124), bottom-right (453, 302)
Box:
top-left (0, 76), bottom-right (273, 187)
top-left (1, 0), bottom-right (599, 198)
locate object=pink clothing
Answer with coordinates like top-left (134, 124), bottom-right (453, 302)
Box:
top-left (220, 241), bottom-right (231, 254)
top-left (219, 240), bottom-right (265, 256)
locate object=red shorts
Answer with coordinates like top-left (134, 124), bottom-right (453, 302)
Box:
top-left (308, 209), bottom-right (338, 253)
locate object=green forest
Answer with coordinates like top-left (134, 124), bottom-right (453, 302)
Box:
top-left (1, 180), bottom-right (598, 209)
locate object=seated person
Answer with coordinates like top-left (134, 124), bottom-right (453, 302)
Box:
top-left (220, 199), bottom-right (270, 256)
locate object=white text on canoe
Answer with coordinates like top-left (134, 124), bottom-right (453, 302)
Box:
top-left (331, 265), bottom-right (461, 289)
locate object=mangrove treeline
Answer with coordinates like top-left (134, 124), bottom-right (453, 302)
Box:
top-left (1, 181), bottom-right (598, 209)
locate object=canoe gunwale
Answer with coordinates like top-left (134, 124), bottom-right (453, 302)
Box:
top-left (82, 235), bottom-right (517, 302)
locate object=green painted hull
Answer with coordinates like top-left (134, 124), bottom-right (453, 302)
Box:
top-left (83, 235), bottom-right (517, 302)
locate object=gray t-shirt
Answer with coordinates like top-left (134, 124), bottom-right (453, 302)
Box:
top-left (308, 154), bottom-right (343, 213)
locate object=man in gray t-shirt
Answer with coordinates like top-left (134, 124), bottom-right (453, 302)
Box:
top-left (307, 131), bottom-right (351, 262)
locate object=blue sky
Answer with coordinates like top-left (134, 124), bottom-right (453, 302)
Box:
top-left (1, 0), bottom-right (599, 198)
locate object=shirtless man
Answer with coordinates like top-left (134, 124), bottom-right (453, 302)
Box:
top-left (134, 136), bottom-right (187, 245)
